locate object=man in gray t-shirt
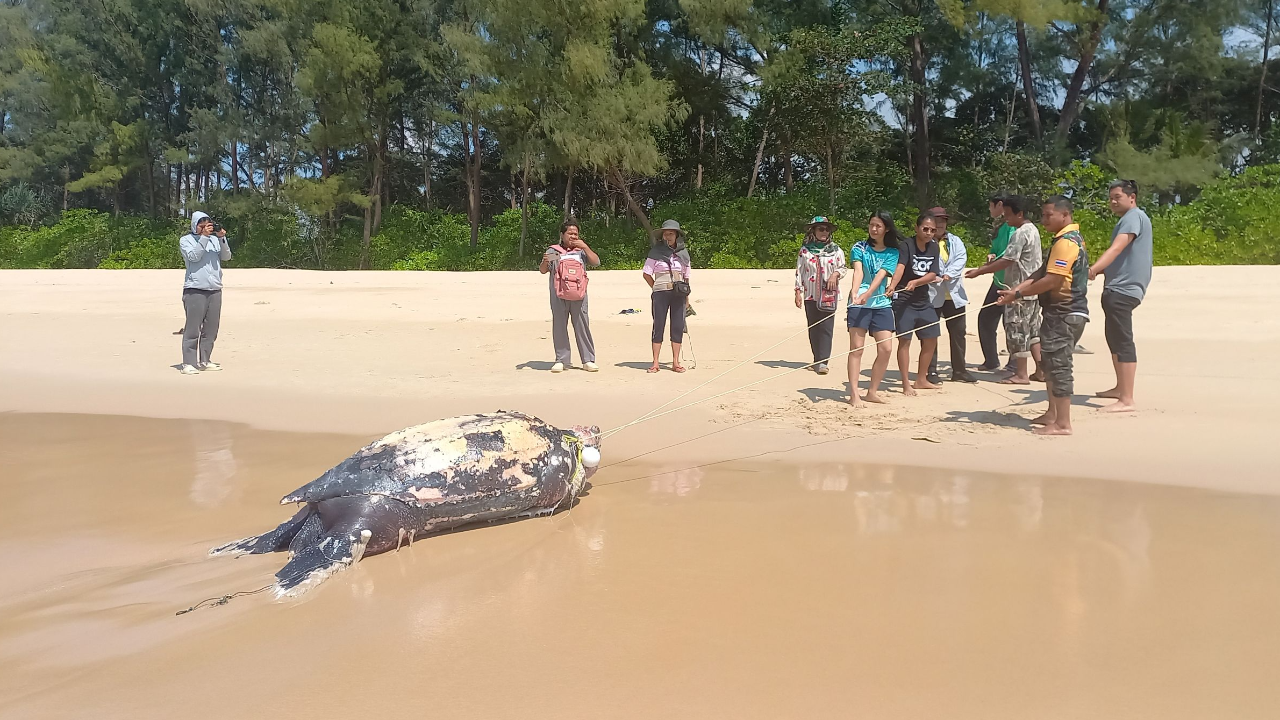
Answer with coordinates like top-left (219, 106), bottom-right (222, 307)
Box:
top-left (1088, 179), bottom-right (1153, 413)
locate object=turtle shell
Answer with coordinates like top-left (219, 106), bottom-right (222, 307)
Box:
top-left (280, 411), bottom-right (582, 511)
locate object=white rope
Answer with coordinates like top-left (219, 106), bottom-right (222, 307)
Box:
top-left (600, 295), bottom-right (1007, 439)
top-left (602, 293), bottom-right (844, 439)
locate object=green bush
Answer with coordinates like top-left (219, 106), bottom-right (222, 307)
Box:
top-left (3, 165), bottom-right (1279, 270)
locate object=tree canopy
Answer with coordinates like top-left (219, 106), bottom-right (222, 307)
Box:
top-left (0, 0), bottom-right (1274, 268)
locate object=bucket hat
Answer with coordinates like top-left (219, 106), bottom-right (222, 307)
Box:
top-left (807, 215), bottom-right (837, 231)
top-left (653, 219), bottom-right (686, 242)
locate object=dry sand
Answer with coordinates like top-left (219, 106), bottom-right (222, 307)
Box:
top-left (0, 266), bottom-right (1274, 492)
top-left (2, 267), bottom-right (1278, 719)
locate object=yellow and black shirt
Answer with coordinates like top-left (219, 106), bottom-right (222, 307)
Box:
top-left (1036, 224), bottom-right (1089, 318)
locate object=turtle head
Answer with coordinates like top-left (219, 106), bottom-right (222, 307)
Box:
top-left (568, 425), bottom-right (602, 482)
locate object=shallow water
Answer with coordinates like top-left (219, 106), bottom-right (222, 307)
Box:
top-left (2, 412), bottom-right (1278, 719)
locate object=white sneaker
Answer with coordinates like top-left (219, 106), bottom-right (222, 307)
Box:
top-left (551, 362), bottom-right (565, 373)
top-left (584, 362), bottom-right (599, 372)
top-left (200, 362), bottom-right (222, 372)
top-left (180, 365), bottom-right (200, 375)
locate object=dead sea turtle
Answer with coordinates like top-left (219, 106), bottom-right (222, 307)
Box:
top-left (210, 411), bottom-right (601, 597)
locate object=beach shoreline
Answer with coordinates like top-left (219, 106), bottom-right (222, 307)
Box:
top-left (1, 266), bottom-right (1274, 494)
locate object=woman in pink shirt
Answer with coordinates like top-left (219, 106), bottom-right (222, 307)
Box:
top-left (642, 219), bottom-right (692, 373)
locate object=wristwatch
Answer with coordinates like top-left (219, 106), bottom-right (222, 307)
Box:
top-left (1014, 289), bottom-right (1023, 299)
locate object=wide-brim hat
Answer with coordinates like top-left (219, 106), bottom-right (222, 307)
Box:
top-left (807, 215), bottom-right (837, 231)
top-left (926, 206), bottom-right (950, 220)
top-left (653, 219), bottom-right (685, 242)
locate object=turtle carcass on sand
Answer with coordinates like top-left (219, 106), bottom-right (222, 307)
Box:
top-left (210, 411), bottom-right (601, 597)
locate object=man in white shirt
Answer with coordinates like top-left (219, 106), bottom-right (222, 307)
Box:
top-left (926, 208), bottom-right (977, 384)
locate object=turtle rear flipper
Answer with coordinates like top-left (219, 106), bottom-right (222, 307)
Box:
top-left (274, 529), bottom-right (372, 598)
top-left (209, 506), bottom-right (314, 557)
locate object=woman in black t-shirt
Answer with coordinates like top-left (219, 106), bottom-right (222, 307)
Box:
top-left (883, 212), bottom-right (941, 395)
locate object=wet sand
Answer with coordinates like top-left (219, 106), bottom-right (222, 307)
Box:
top-left (3, 413), bottom-right (1279, 719)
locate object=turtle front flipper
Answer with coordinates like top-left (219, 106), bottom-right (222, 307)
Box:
top-left (209, 505), bottom-right (313, 557)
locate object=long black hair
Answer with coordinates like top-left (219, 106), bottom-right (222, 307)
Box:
top-left (868, 210), bottom-right (904, 250)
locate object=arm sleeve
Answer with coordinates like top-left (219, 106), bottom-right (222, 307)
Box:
top-left (219, 237), bottom-right (232, 261)
top-left (834, 249), bottom-right (848, 277)
top-left (1113, 212), bottom-right (1140, 241)
top-left (1044, 238), bottom-right (1079, 277)
top-left (1001, 230), bottom-right (1023, 263)
top-left (930, 246), bottom-right (941, 274)
top-left (795, 253), bottom-right (804, 290)
top-left (942, 237), bottom-right (965, 277)
top-left (180, 235), bottom-right (205, 263)
top-left (642, 258), bottom-right (657, 276)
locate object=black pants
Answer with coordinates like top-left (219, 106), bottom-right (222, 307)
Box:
top-left (928, 299), bottom-right (967, 377)
top-left (977, 284), bottom-right (1004, 368)
top-left (1102, 290), bottom-right (1141, 363)
top-left (651, 290), bottom-right (686, 343)
top-left (803, 299), bottom-right (836, 365)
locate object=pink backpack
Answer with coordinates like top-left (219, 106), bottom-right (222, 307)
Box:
top-left (550, 245), bottom-right (588, 301)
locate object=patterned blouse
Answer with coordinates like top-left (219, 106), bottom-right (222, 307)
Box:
top-left (795, 244), bottom-right (848, 302)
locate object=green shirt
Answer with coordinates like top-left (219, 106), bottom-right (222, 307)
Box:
top-left (991, 223), bottom-right (1013, 287)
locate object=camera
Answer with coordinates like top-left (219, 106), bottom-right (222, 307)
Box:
top-left (212, 223), bottom-right (224, 234)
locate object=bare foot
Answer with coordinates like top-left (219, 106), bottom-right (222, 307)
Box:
top-left (863, 393), bottom-right (889, 404)
top-left (1033, 425), bottom-right (1073, 436)
top-left (915, 379), bottom-right (941, 390)
top-left (1029, 413), bottom-right (1053, 426)
top-left (1095, 387), bottom-right (1121, 399)
top-left (848, 397), bottom-right (866, 409)
top-left (999, 376), bottom-right (1030, 385)
top-left (902, 386), bottom-right (918, 397)
top-left (1099, 401), bottom-right (1136, 414)
top-left (1029, 371), bottom-right (1046, 382)
top-left (646, 364), bottom-right (660, 374)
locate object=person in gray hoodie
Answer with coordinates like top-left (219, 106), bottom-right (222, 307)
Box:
top-left (179, 211), bottom-right (231, 374)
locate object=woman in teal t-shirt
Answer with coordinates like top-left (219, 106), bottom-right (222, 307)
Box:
top-left (846, 211), bottom-right (903, 407)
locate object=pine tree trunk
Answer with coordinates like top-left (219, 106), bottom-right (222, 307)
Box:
top-left (361, 203), bottom-right (374, 270)
top-left (371, 124), bottom-right (386, 236)
top-left (611, 168), bottom-right (651, 234)
top-left (423, 118), bottom-right (434, 208)
top-left (563, 166), bottom-right (575, 220)
top-left (469, 116), bottom-right (481, 249)
top-left (696, 114), bottom-right (705, 190)
top-left (696, 48), bottom-right (707, 190)
top-left (747, 105), bottom-right (773, 198)
top-left (782, 135), bottom-right (794, 192)
top-left (519, 150), bottom-right (531, 258)
top-left (231, 142), bottom-right (240, 191)
top-left (1016, 20), bottom-right (1043, 143)
top-left (1056, 0), bottom-right (1110, 147)
top-left (146, 157), bottom-right (156, 217)
top-left (908, 19), bottom-right (931, 207)
top-left (361, 159), bottom-right (381, 270)
top-left (825, 139), bottom-right (836, 211)
top-left (1259, 0), bottom-right (1275, 139)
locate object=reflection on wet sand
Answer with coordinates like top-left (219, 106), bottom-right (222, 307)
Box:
top-left (188, 420), bottom-right (239, 508)
top-left (2, 413), bottom-right (1279, 720)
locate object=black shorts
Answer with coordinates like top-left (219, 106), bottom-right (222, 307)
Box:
top-left (893, 303), bottom-right (941, 340)
top-left (1102, 290), bottom-right (1142, 363)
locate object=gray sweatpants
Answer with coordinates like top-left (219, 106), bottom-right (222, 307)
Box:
top-left (182, 289), bottom-right (222, 366)
top-left (550, 292), bottom-right (595, 365)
